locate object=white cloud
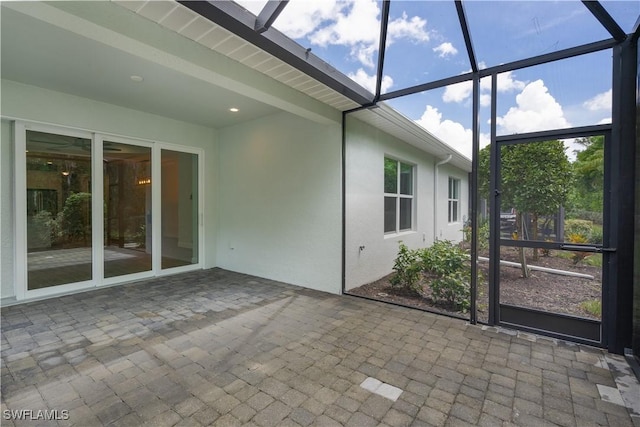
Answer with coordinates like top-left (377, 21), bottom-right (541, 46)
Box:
top-left (443, 81), bottom-right (473, 103)
top-left (347, 68), bottom-right (393, 93)
top-left (309, 0), bottom-right (380, 47)
top-left (415, 105), bottom-right (489, 159)
top-left (272, 0), bottom-right (339, 39)
top-left (583, 89), bottom-right (612, 111)
top-left (273, 0), bottom-right (431, 69)
top-left (433, 42), bottom-right (458, 58)
top-left (387, 12), bottom-right (430, 44)
top-left (597, 117), bottom-right (612, 125)
top-left (496, 80), bottom-right (570, 134)
top-left (443, 69), bottom-right (525, 104)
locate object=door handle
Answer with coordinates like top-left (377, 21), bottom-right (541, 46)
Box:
top-left (559, 244), bottom-right (616, 253)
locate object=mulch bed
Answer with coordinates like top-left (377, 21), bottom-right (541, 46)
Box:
top-left (348, 247), bottom-right (602, 321)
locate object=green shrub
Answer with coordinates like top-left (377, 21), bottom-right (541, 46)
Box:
top-left (421, 240), bottom-right (471, 312)
top-left (390, 243), bottom-right (423, 295)
top-left (430, 273), bottom-right (470, 312)
top-left (421, 240), bottom-right (467, 277)
top-left (462, 219), bottom-right (490, 251)
top-left (564, 219), bottom-right (592, 241)
top-left (580, 300), bottom-right (601, 317)
top-left (589, 227), bottom-right (603, 245)
top-left (566, 209), bottom-right (603, 225)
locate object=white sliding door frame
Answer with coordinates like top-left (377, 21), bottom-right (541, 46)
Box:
top-left (12, 120), bottom-right (204, 302)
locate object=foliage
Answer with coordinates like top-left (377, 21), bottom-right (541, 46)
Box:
top-left (571, 136), bottom-right (604, 213)
top-left (389, 241), bottom-right (472, 312)
top-left (463, 218), bottom-right (490, 251)
top-left (567, 233), bottom-right (591, 265)
top-left (60, 192), bottom-right (92, 243)
top-left (564, 219), bottom-right (592, 241)
top-left (430, 273), bottom-right (470, 312)
top-left (589, 226), bottom-right (603, 245)
top-left (478, 140), bottom-right (573, 216)
top-left (421, 240), bottom-right (471, 312)
top-left (479, 140), bottom-right (573, 268)
top-left (566, 209), bottom-right (603, 225)
top-left (421, 240), bottom-right (468, 277)
top-left (580, 299), bottom-right (601, 317)
top-left (390, 243), bottom-right (423, 295)
top-left (32, 211), bottom-right (60, 246)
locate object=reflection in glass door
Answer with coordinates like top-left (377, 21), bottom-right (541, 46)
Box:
top-left (26, 130), bottom-right (93, 290)
top-left (161, 149), bottom-right (198, 269)
top-left (103, 142), bottom-right (152, 278)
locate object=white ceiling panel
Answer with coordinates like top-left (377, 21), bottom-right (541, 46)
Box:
top-left (136, 1), bottom-right (176, 23)
top-left (159, 5), bottom-right (198, 32)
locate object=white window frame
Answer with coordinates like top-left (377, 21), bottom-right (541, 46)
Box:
top-left (384, 157), bottom-right (415, 234)
top-left (448, 177), bottom-right (460, 223)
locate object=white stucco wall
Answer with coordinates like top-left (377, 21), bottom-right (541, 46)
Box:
top-left (436, 163), bottom-right (469, 243)
top-left (345, 116), bottom-right (469, 290)
top-left (0, 79), bottom-right (219, 299)
top-left (217, 111), bottom-right (342, 294)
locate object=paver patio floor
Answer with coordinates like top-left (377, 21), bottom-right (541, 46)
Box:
top-left (1, 268), bottom-right (638, 426)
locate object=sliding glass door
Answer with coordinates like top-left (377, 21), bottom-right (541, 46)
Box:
top-left (25, 130), bottom-right (93, 290)
top-left (103, 141), bottom-right (153, 278)
top-left (161, 149), bottom-right (199, 269)
top-left (17, 123), bottom-right (202, 298)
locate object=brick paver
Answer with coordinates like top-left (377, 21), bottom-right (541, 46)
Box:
top-left (1, 268), bottom-right (638, 426)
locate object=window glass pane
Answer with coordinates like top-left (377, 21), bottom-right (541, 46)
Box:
top-left (400, 163), bottom-right (412, 195)
top-left (162, 150), bottom-right (199, 268)
top-left (384, 157), bottom-right (397, 193)
top-left (26, 130), bottom-right (92, 289)
top-left (399, 198), bottom-right (412, 231)
top-left (452, 201), bottom-right (458, 222)
top-left (452, 179), bottom-right (459, 199)
top-left (104, 142), bottom-right (152, 278)
top-left (384, 196), bottom-right (396, 233)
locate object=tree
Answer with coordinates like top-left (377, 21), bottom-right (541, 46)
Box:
top-left (571, 136), bottom-right (604, 214)
top-left (479, 140), bottom-right (573, 275)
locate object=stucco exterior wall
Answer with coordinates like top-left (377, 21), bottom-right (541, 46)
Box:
top-left (345, 115), bottom-right (469, 291)
top-left (217, 111), bottom-right (342, 294)
top-left (0, 79), bottom-right (219, 300)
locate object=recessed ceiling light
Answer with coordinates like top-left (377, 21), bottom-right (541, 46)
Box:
top-left (130, 75), bottom-right (144, 82)
top-left (229, 107), bottom-right (239, 112)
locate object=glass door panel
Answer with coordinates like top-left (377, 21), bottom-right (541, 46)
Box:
top-left (495, 135), bottom-right (606, 343)
top-left (26, 130), bottom-right (92, 290)
top-left (161, 149), bottom-right (198, 269)
top-left (103, 142), bottom-right (152, 278)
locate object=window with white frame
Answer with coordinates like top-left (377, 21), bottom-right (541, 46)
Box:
top-left (448, 177), bottom-right (460, 223)
top-left (384, 157), bottom-right (414, 233)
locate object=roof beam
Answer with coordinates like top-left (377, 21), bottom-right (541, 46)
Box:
top-left (255, 0), bottom-right (288, 34)
top-left (582, 1), bottom-right (627, 42)
top-left (374, 0), bottom-right (391, 101)
top-left (178, 1), bottom-right (373, 106)
top-left (455, 0), bottom-right (478, 73)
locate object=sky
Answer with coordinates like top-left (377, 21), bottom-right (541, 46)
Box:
top-left (235, 0), bottom-right (638, 159)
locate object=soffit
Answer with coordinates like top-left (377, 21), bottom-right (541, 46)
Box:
top-left (113, 0), bottom-right (361, 112)
top-left (350, 104), bottom-right (472, 172)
